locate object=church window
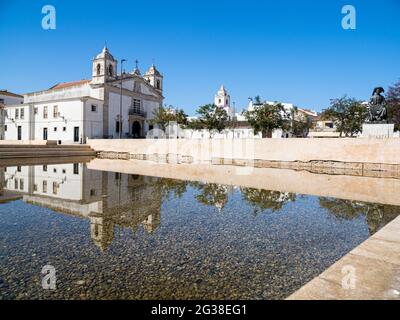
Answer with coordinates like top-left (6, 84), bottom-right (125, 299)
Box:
top-left (218, 99), bottom-right (221, 104)
top-left (133, 99), bottom-right (141, 114)
top-left (108, 64), bottom-right (113, 77)
top-left (156, 79), bottom-right (161, 89)
top-left (91, 105), bottom-right (97, 112)
top-left (43, 106), bottom-right (48, 119)
top-left (96, 63), bottom-right (101, 76)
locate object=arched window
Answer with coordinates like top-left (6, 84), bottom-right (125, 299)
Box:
top-left (156, 79), bottom-right (161, 89)
top-left (108, 64), bottom-right (113, 77)
top-left (96, 64), bottom-right (101, 76)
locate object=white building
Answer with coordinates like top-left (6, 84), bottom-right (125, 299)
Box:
top-left (0, 90), bottom-right (24, 140)
top-left (214, 85), bottom-right (235, 119)
top-left (3, 47), bottom-right (164, 143)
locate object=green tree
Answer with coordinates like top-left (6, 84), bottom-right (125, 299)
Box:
top-left (291, 107), bottom-right (314, 137)
top-left (244, 102), bottom-right (290, 138)
top-left (150, 105), bottom-right (188, 130)
top-left (188, 104), bottom-right (228, 135)
top-left (320, 96), bottom-right (367, 137)
top-left (386, 79), bottom-right (400, 131)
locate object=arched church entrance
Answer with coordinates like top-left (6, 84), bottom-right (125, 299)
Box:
top-left (132, 121), bottom-right (142, 138)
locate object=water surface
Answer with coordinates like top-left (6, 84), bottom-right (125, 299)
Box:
top-left (0, 162), bottom-right (398, 299)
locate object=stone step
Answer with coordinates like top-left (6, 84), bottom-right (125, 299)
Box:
top-left (0, 147), bottom-right (93, 152)
top-left (0, 151), bottom-right (96, 159)
top-left (0, 144), bottom-right (92, 148)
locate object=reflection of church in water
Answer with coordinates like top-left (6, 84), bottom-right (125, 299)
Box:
top-left (1, 163), bottom-right (161, 251)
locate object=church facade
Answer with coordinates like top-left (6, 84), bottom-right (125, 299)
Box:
top-left (2, 47), bottom-right (164, 143)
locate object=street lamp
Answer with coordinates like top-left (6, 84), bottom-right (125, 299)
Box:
top-left (119, 58), bottom-right (127, 139)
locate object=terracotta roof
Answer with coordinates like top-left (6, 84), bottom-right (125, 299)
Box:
top-left (49, 79), bottom-right (90, 90)
top-left (0, 90), bottom-right (23, 98)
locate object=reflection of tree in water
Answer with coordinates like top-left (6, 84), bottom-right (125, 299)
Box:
top-left (193, 183), bottom-right (230, 212)
top-left (155, 178), bottom-right (188, 199)
top-left (319, 197), bottom-right (400, 235)
top-left (241, 187), bottom-right (296, 216)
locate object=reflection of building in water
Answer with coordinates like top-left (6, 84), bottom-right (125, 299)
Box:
top-left (2, 163), bottom-right (162, 251)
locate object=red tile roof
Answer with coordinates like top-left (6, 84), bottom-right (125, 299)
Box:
top-left (49, 79), bottom-right (90, 90)
top-left (0, 90), bottom-right (23, 98)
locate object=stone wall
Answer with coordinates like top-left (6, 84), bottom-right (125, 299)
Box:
top-left (88, 138), bottom-right (400, 165)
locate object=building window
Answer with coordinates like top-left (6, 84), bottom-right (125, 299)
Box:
top-left (156, 79), bottom-right (161, 89)
top-left (33, 184), bottom-right (38, 192)
top-left (132, 99), bottom-right (141, 113)
top-left (90, 189), bottom-right (96, 196)
top-left (108, 64), bottom-right (113, 77)
top-left (15, 109), bottom-right (19, 119)
top-left (73, 163), bottom-right (79, 175)
top-left (115, 172), bottom-right (121, 180)
top-left (96, 63), bottom-right (101, 76)
top-left (43, 106), bottom-right (48, 119)
top-left (0, 98), bottom-right (4, 104)
top-left (62, 169), bottom-right (66, 174)
top-left (20, 179), bottom-right (24, 190)
top-left (43, 180), bottom-right (47, 193)
top-left (54, 127), bottom-right (57, 132)
top-left (4, 125), bottom-right (7, 132)
top-left (52, 182), bottom-right (58, 195)
top-left (17, 166), bottom-right (21, 172)
top-left (34, 107), bottom-right (38, 115)
top-left (20, 108), bottom-right (24, 119)
top-left (43, 165), bottom-right (47, 172)
top-left (63, 127), bottom-right (66, 132)
top-left (53, 168), bottom-right (57, 173)
top-left (218, 99), bottom-right (221, 104)
top-left (91, 105), bottom-right (97, 112)
top-left (53, 105), bottom-right (58, 118)
top-left (14, 179), bottom-right (18, 189)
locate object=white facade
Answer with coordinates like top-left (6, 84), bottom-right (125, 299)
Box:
top-left (0, 91), bottom-right (24, 140)
top-left (3, 47), bottom-right (164, 143)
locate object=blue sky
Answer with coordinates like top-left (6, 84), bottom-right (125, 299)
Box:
top-left (0, 0), bottom-right (399, 114)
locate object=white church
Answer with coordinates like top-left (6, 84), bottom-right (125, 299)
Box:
top-left (2, 47), bottom-right (164, 143)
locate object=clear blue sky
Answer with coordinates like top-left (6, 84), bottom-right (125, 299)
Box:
top-left (0, 0), bottom-right (399, 114)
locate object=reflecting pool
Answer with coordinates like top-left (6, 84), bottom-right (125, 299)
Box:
top-left (0, 161), bottom-right (399, 299)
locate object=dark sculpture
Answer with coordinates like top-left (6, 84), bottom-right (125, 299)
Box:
top-left (367, 87), bottom-right (387, 122)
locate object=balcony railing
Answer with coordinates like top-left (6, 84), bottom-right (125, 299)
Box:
top-left (128, 108), bottom-right (146, 118)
